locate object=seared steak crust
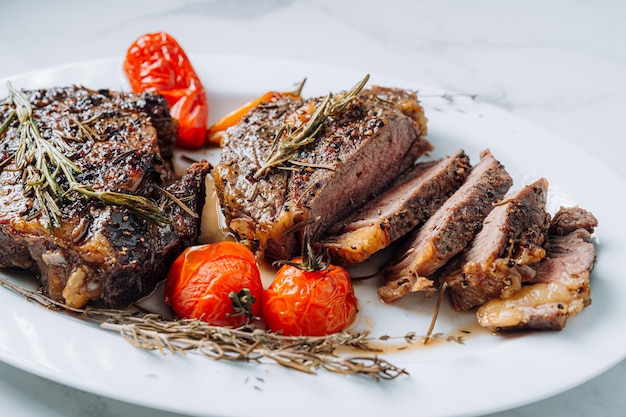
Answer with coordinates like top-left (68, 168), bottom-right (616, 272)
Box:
top-left (0, 86), bottom-right (208, 308)
top-left (445, 178), bottom-right (551, 311)
top-left (322, 150), bottom-right (470, 266)
top-left (213, 86), bottom-right (432, 261)
top-left (378, 149), bottom-right (513, 303)
top-left (212, 95), bottom-right (299, 259)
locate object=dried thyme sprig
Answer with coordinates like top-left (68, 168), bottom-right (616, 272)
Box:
top-left (253, 74), bottom-right (370, 179)
top-left (424, 281), bottom-right (448, 345)
top-left (100, 318), bottom-right (406, 380)
top-left (0, 275), bottom-right (407, 380)
top-left (1, 83), bottom-right (171, 231)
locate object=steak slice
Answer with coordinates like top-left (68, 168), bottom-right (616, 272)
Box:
top-left (378, 149), bottom-right (513, 303)
top-left (548, 206), bottom-right (598, 236)
top-left (476, 206), bottom-right (598, 332)
top-left (0, 86), bottom-right (209, 308)
top-left (212, 84), bottom-right (432, 261)
top-left (444, 178), bottom-right (551, 311)
top-left (322, 150), bottom-right (470, 266)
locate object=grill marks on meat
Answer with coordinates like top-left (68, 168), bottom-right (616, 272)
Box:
top-left (0, 86), bottom-right (209, 308)
top-left (444, 178), bottom-right (551, 311)
top-left (322, 150), bottom-right (470, 266)
top-left (476, 207), bottom-right (598, 332)
top-left (213, 86), bottom-right (432, 261)
top-left (378, 149), bottom-right (513, 303)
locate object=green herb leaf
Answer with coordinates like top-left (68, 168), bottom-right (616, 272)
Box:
top-left (0, 83), bottom-right (173, 231)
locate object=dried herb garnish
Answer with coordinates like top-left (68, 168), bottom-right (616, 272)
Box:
top-left (424, 281), bottom-right (448, 344)
top-left (0, 83), bottom-right (171, 231)
top-left (0, 275), bottom-right (408, 380)
top-left (155, 184), bottom-right (197, 218)
top-left (254, 74), bottom-right (370, 179)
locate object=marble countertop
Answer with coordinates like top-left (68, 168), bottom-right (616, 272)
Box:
top-left (0, 1), bottom-right (624, 416)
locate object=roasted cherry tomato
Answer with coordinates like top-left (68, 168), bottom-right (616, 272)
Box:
top-left (123, 32), bottom-right (208, 149)
top-left (263, 259), bottom-right (358, 336)
top-left (164, 242), bottom-right (263, 327)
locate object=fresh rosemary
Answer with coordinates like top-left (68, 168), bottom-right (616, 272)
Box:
top-left (0, 83), bottom-right (171, 231)
top-left (253, 74), bottom-right (370, 179)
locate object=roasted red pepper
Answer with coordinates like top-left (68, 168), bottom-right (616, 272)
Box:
top-left (123, 32), bottom-right (208, 149)
top-left (206, 91), bottom-right (281, 145)
top-left (206, 80), bottom-right (304, 145)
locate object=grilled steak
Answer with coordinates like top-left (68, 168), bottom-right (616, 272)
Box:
top-left (212, 84), bottom-right (432, 261)
top-left (0, 86), bottom-right (209, 308)
top-left (476, 206), bottom-right (597, 332)
top-left (322, 150), bottom-right (470, 266)
top-left (548, 205), bottom-right (598, 236)
top-left (444, 178), bottom-right (551, 311)
top-left (378, 149), bottom-right (513, 303)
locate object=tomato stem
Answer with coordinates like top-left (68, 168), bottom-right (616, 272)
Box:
top-left (227, 288), bottom-right (257, 321)
top-left (274, 236), bottom-right (328, 272)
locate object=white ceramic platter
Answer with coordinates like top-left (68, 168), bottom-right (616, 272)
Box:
top-left (0, 55), bottom-right (625, 417)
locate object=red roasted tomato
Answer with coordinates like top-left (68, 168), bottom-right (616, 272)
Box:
top-left (164, 242), bottom-right (263, 327)
top-left (263, 259), bottom-right (358, 336)
top-left (123, 31), bottom-right (209, 149)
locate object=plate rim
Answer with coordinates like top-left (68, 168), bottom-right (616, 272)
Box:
top-left (1, 54), bottom-right (625, 417)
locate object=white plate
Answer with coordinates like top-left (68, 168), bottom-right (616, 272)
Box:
top-left (0, 55), bottom-right (625, 417)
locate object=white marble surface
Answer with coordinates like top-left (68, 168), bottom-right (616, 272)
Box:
top-left (0, 0), bottom-right (624, 416)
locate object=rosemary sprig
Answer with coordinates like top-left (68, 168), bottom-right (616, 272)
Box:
top-left (0, 109), bottom-right (15, 138)
top-left (0, 275), bottom-right (407, 380)
top-left (253, 74), bottom-right (370, 179)
top-left (1, 83), bottom-right (171, 231)
top-left (70, 184), bottom-right (172, 226)
top-left (155, 184), bottom-right (197, 218)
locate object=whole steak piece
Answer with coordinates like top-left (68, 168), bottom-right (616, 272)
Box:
top-left (0, 86), bottom-right (209, 309)
top-left (213, 84), bottom-right (432, 261)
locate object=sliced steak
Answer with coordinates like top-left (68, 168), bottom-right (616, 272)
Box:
top-left (549, 205), bottom-right (598, 236)
top-left (0, 86), bottom-right (209, 308)
top-left (444, 178), bottom-right (551, 311)
top-left (476, 207), bottom-right (597, 332)
top-left (212, 84), bottom-right (432, 261)
top-left (322, 150), bottom-right (470, 266)
top-left (378, 149), bottom-right (513, 303)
